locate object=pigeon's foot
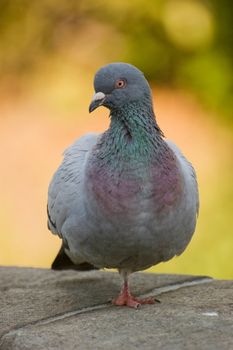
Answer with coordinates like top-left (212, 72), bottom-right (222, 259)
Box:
top-left (112, 294), bottom-right (156, 308)
top-left (112, 280), bottom-right (158, 308)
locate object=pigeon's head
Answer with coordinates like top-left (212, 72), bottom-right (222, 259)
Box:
top-left (89, 63), bottom-right (152, 113)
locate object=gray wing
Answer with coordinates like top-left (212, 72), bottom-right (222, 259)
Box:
top-left (47, 133), bottom-right (99, 238)
top-left (166, 140), bottom-right (199, 216)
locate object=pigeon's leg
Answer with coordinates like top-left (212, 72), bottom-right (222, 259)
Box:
top-left (112, 270), bottom-right (157, 308)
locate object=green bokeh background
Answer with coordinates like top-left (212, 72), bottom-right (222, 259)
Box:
top-left (0, 0), bottom-right (232, 278)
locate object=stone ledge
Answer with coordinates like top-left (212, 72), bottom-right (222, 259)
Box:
top-left (0, 267), bottom-right (232, 350)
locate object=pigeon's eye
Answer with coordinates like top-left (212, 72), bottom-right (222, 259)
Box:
top-left (115, 79), bottom-right (126, 89)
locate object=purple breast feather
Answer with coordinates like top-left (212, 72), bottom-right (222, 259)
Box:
top-left (87, 152), bottom-right (183, 216)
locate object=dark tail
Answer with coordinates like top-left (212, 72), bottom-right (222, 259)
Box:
top-left (51, 244), bottom-right (98, 271)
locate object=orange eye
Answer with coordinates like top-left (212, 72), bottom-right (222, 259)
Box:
top-left (115, 79), bottom-right (126, 89)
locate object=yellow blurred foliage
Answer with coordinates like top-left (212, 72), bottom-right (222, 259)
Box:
top-left (0, 0), bottom-right (232, 278)
top-left (0, 83), bottom-right (232, 278)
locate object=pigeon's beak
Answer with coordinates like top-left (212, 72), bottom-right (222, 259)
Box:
top-left (89, 92), bottom-right (106, 113)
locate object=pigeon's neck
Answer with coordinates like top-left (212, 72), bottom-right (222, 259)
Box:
top-left (99, 100), bottom-right (164, 163)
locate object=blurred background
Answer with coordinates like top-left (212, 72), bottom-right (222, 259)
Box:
top-left (0, 0), bottom-right (232, 279)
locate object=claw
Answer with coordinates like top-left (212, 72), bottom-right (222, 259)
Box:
top-left (112, 280), bottom-right (159, 308)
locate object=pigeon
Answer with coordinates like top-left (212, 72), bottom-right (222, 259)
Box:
top-left (47, 62), bottom-right (199, 308)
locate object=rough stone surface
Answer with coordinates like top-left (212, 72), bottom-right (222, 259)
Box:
top-left (0, 267), bottom-right (232, 350)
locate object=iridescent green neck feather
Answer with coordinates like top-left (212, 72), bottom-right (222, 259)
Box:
top-left (96, 98), bottom-right (164, 167)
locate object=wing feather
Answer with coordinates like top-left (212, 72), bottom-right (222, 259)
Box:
top-left (47, 133), bottom-right (99, 236)
top-left (166, 140), bottom-right (199, 216)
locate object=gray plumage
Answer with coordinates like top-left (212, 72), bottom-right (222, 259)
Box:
top-left (47, 63), bottom-right (199, 306)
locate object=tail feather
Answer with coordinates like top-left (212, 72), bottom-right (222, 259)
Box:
top-left (51, 244), bottom-right (98, 271)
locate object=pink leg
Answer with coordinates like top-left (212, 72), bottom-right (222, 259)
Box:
top-left (112, 278), bottom-right (158, 308)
